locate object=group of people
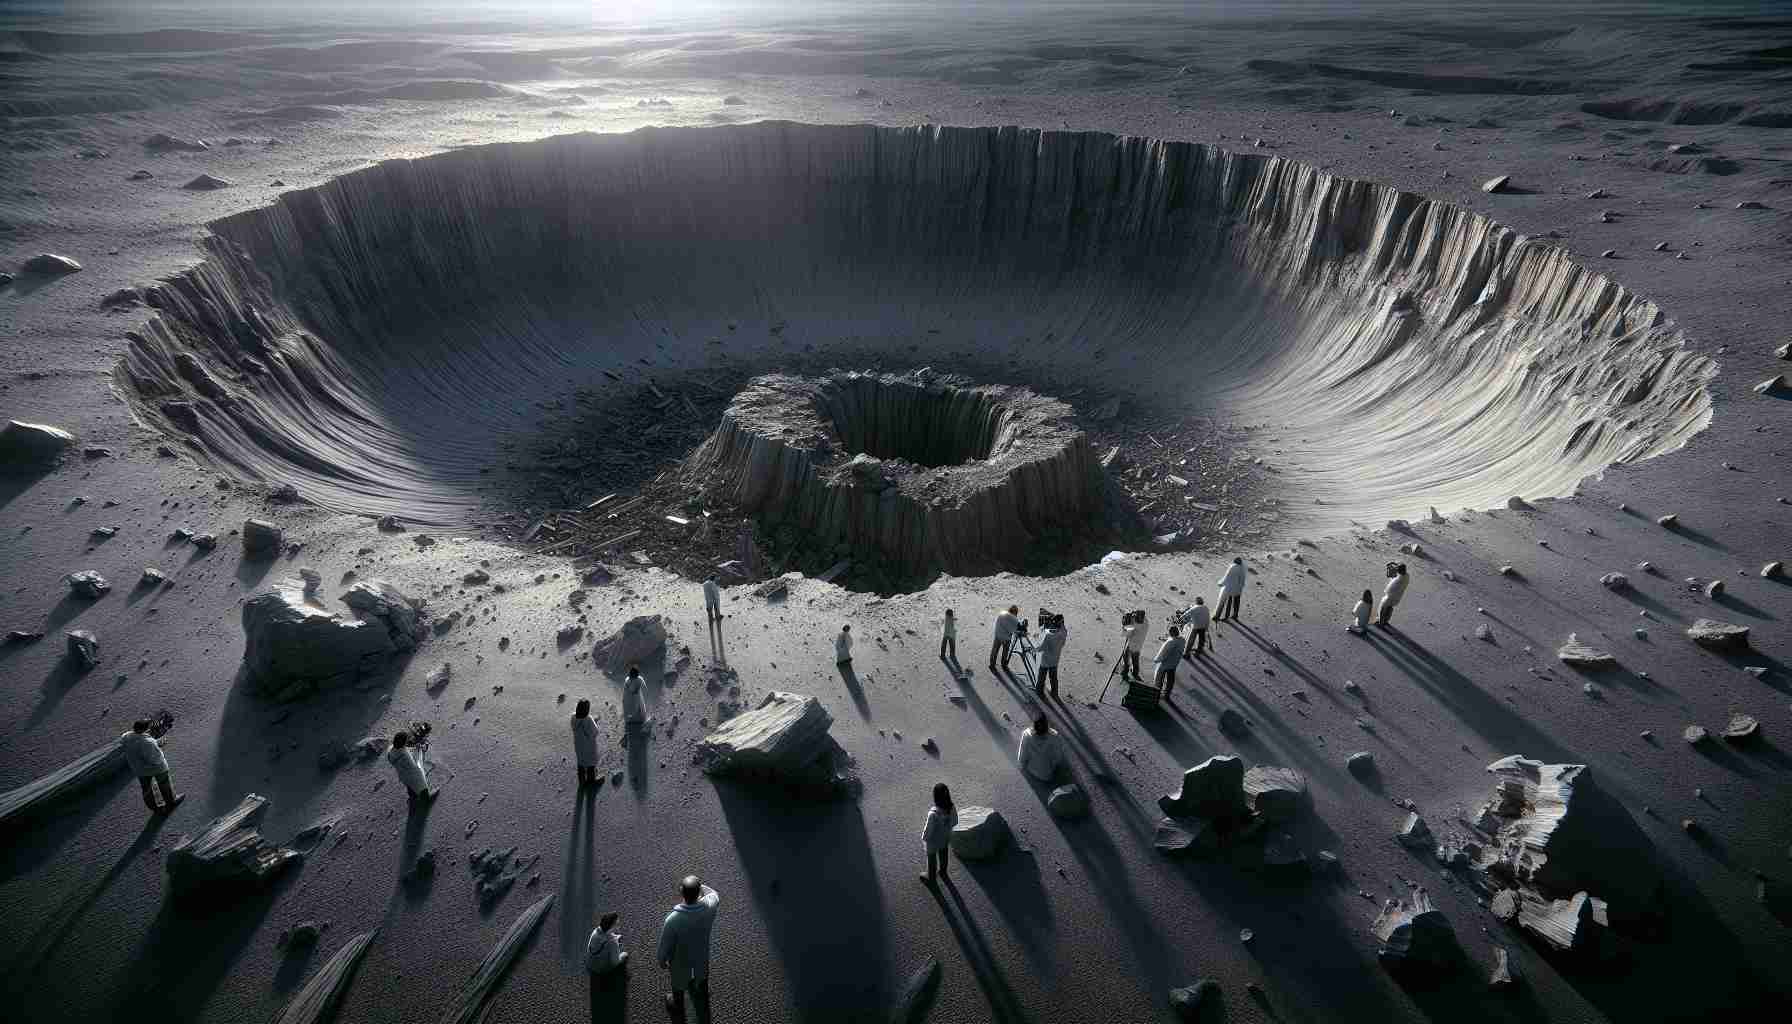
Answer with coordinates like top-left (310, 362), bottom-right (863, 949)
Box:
top-left (582, 876), bottom-right (724, 1015)
top-left (1351, 562), bottom-right (1411, 632)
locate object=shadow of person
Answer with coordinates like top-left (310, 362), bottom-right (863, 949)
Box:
top-left (3, 808), bottom-right (168, 986)
top-left (626, 722), bottom-right (650, 798)
top-left (559, 785), bottom-right (600, 964)
top-left (835, 660), bottom-right (872, 720)
top-left (589, 965), bottom-right (630, 1023)
top-left (708, 618), bottom-right (727, 667)
top-left (934, 881), bottom-right (1032, 1023)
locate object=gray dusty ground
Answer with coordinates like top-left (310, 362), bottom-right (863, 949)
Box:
top-left (2, 3), bottom-right (1790, 1023)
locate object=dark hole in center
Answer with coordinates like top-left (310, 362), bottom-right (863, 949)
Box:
top-left (815, 377), bottom-right (1007, 469)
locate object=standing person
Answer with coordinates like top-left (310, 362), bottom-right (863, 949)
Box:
top-left (990, 606), bottom-right (1020, 673)
top-left (939, 609), bottom-right (957, 662)
top-left (657, 875), bottom-right (721, 1015)
top-left (1348, 589), bottom-right (1373, 634)
top-left (1154, 626), bottom-right (1185, 700)
top-left (1181, 597), bottom-right (1210, 659)
top-left (835, 624), bottom-right (853, 667)
top-left (621, 664), bottom-right (648, 748)
top-left (1017, 714), bottom-right (1067, 782)
top-left (1377, 563), bottom-right (1410, 627)
top-left (387, 730), bottom-right (436, 804)
top-left (119, 718), bottom-right (181, 815)
top-left (1036, 619), bottom-right (1066, 698)
top-left (1121, 610), bottom-right (1147, 682)
top-left (920, 782), bottom-right (957, 887)
top-left (587, 911), bottom-right (628, 975)
top-left (702, 576), bottom-right (722, 625)
top-left (1215, 557), bottom-right (1247, 622)
top-left (571, 698), bottom-right (600, 785)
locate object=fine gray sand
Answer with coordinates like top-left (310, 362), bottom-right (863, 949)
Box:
top-left (2, 3), bottom-right (1790, 1022)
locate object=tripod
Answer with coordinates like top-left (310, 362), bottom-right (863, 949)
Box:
top-left (1011, 630), bottom-right (1039, 690)
top-left (1097, 644), bottom-right (1127, 706)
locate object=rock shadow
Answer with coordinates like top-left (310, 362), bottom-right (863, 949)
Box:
top-left (100, 869), bottom-right (292, 1019)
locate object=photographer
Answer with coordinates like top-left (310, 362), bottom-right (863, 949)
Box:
top-left (388, 725), bottom-right (437, 806)
top-left (990, 605), bottom-right (1020, 674)
top-left (118, 714), bottom-right (182, 816)
top-left (1036, 612), bottom-right (1067, 699)
top-left (1179, 597), bottom-right (1210, 658)
top-left (1120, 610), bottom-right (1147, 682)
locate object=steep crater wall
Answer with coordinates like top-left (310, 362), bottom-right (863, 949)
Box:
top-left (116, 121), bottom-right (1714, 535)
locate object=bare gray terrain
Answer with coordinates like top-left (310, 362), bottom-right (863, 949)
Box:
top-left (1, 2), bottom-right (1789, 1022)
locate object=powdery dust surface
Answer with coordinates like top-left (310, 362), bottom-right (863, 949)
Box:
top-left (1, 3), bottom-right (1790, 1023)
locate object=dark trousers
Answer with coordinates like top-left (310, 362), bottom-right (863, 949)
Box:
top-left (1155, 666), bottom-right (1176, 697)
top-left (1122, 649), bottom-right (1141, 679)
top-left (705, 603), bottom-right (720, 622)
top-left (138, 771), bottom-right (175, 811)
top-left (1215, 594), bottom-right (1240, 621)
top-left (926, 847), bottom-right (950, 881)
top-left (669, 977), bottom-right (710, 1010)
top-left (1036, 665), bottom-right (1059, 697)
top-left (1185, 628), bottom-right (1207, 656)
top-left (577, 766), bottom-right (599, 784)
top-left (940, 635), bottom-right (956, 660)
top-left (990, 637), bottom-right (1011, 669)
top-left (1377, 601), bottom-right (1396, 625)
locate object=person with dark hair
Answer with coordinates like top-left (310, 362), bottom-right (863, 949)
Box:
top-left (1377, 562), bottom-right (1410, 626)
top-left (657, 874), bottom-right (721, 1014)
top-left (587, 910), bottom-right (628, 975)
top-left (1215, 557), bottom-right (1247, 622)
top-left (1018, 714), bottom-right (1067, 782)
top-left (1349, 588), bottom-right (1373, 634)
top-left (939, 609), bottom-right (957, 662)
top-left (119, 718), bottom-right (181, 814)
top-left (990, 605), bottom-right (1020, 672)
top-left (920, 782), bottom-right (957, 886)
top-left (1180, 596), bottom-right (1210, 659)
top-left (571, 698), bottom-right (600, 785)
top-left (388, 730), bottom-right (435, 804)
top-left (1154, 625), bottom-right (1185, 700)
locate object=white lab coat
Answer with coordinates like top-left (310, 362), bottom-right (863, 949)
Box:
top-left (1383, 572), bottom-right (1410, 608)
top-left (387, 745), bottom-right (428, 795)
top-left (1038, 627), bottom-right (1066, 668)
top-left (1182, 604), bottom-right (1211, 630)
top-left (1124, 614), bottom-right (1148, 653)
top-left (923, 805), bottom-right (957, 853)
top-left (1218, 562), bottom-right (1247, 599)
top-left (657, 884), bottom-right (721, 990)
top-left (994, 611), bottom-right (1019, 641)
top-left (703, 580), bottom-right (722, 610)
top-left (587, 927), bottom-right (624, 974)
top-left (1352, 600), bottom-right (1372, 631)
top-left (835, 630), bottom-right (853, 662)
top-left (118, 730), bottom-right (168, 777)
top-left (622, 675), bottom-right (647, 724)
top-left (572, 714), bottom-right (600, 767)
top-left (1018, 729), bottom-right (1067, 782)
top-left (1155, 635), bottom-right (1185, 668)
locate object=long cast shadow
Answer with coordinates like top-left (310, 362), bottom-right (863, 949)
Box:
top-left (2, 810), bottom-right (169, 987)
top-left (835, 661), bottom-right (872, 720)
top-left (558, 785), bottom-right (600, 965)
top-left (934, 881), bottom-right (1032, 1024)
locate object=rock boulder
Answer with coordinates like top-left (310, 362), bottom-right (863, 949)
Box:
top-left (949, 806), bottom-right (1010, 860)
top-left (1686, 619), bottom-right (1749, 652)
top-left (1243, 766), bottom-right (1307, 823)
top-left (1047, 783), bottom-right (1089, 819)
top-left (242, 518), bottom-right (283, 556)
top-left (693, 691), bottom-right (855, 797)
top-left (1159, 755), bottom-right (1247, 820)
top-left (241, 579), bottom-right (418, 698)
top-left (593, 613), bottom-right (667, 674)
top-left (166, 793), bottom-right (302, 892)
top-left (1, 420), bottom-right (76, 465)
top-left (1373, 890), bottom-right (1458, 971)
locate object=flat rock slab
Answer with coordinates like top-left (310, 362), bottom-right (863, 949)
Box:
top-left (949, 806), bottom-right (1010, 860)
top-left (1686, 619), bottom-right (1750, 652)
top-left (694, 691), bottom-right (835, 777)
top-left (1557, 634), bottom-right (1616, 669)
top-left (1722, 714), bottom-right (1759, 742)
top-left (21, 253), bottom-right (82, 275)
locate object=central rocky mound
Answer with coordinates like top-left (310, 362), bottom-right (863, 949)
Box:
top-left (686, 370), bottom-right (1102, 576)
top-left (115, 122), bottom-right (1714, 532)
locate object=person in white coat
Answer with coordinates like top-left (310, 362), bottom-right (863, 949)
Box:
top-left (1121, 610), bottom-right (1147, 681)
top-left (1018, 714), bottom-right (1067, 782)
top-left (657, 875), bottom-right (721, 1014)
top-left (1348, 589), bottom-right (1373, 634)
top-left (1377, 562), bottom-right (1410, 626)
top-left (939, 609), bottom-right (957, 662)
top-left (702, 576), bottom-right (722, 625)
top-left (1215, 557), bottom-right (1247, 622)
top-left (1036, 622), bottom-right (1066, 698)
top-left (621, 665), bottom-right (648, 748)
top-left (1154, 626), bottom-right (1186, 699)
top-left (587, 911), bottom-right (628, 975)
top-left (990, 605), bottom-right (1020, 672)
top-left (1179, 597), bottom-right (1211, 659)
top-left (387, 730), bottom-right (435, 804)
top-left (119, 718), bottom-right (181, 814)
top-left (920, 782), bottom-right (957, 887)
top-left (835, 624), bottom-right (853, 666)
top-left (571, 698), bottom-right (601, 785)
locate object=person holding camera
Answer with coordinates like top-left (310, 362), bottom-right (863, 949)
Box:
top-left (990, 605), bottom-right (1020, 673)
top-left (118, 715), bottom-right (182, 815)
top-left (1377, 562), bottom-right (1410, 626)
top-left (1036, 616), bottom-right (1066, 699)
top-left (1120, 610), bottom-right (1147, 682)
top-left (388, 727), bottom-right (436, 805)
top-left (1154, 625), bottom-right (1186, 700)
top-left (1180, 597), bottom-right (1210, 659)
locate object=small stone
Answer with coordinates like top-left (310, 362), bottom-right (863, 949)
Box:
top-left (1396, 811), bottom-right (1431, 846)
top-left (1505, 496), bottom-right (1533, 511)
top-left (1686, 618), bottom-right (1750, 652)
top-left (1475, 623), bottom-right (1493, 641)
top-left (1168, 979), bottom-right (1219, 1020)
top-left (1722, 714), bottom-right (1760, 742)
top-left (1557, 634), bottom-right (1616, 669)
top-left (1489, 946), bottom-right (1520, 988)
top-left (1684, 725), bottom-right (1709, 744)
top-left (181, 173), bottom-right (234, 190)
top-left (242, 518), bottom-right (283, 556)
top-left (1498, 565), bottom-right (1516, 576)
top-left (1481, 175), bottom-right (1512, 194)
top-left (377, 515), bottom-right (405, 532)
top-left (1705, 579), bottom-right (1725, 599)
top-left (63, 571), bottom-right (111, 598)
top-left (1763, 562), bottom-right (1785, 580)
top-left (66, 629), bottom-right (100, 670)
top-left (1656, 514), bottom-right (1678, 528)
top-left (21, 253), bottom-right (83, 275)
top-left (1599, 572), bottom-right (1629, 591)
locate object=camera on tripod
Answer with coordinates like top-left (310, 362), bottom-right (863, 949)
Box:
top-left (1121, 609), bottom-right (1146, 627)
top-left (1037, 608), bottom-right (1066, 631)
top-left (409, 720), bottom-right (433, 750)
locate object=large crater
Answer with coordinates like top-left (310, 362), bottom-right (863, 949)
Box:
top-left (118, 122), bottom-right (1714, 541)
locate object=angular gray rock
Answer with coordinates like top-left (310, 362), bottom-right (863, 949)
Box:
top-left (1397, 811), bottom-right (1432, 847)
top-left (241, 579), bottom-right (408, 697)
top-left (949, 806), bottom-right (1010, 860)
top-left (1481, 175), bottom-right (1512, 193)
top-left (1243, 766), bottom-right (1307, 823)
top-left (1686, 618), bottom-right (1750, 652)
top-left (243, 518), bottom-right (284, 556)
top-left (693, 691), bottom-right (856, 796)
top-left (144, 132), bottom-right (208, 152)
top-left (1557, 634), bottom-right (1616, 669)
top-left (1516, 890), bottom-right (1608, 955)
top-left (63, 570), bottom-right (111, 598)
top-left (340, 580), bottom-right (429, 650)
top-left (1347, 751), bottom-right (1375, 777)
top-left (1153, 816), bottom-right (1218, 858)
top-left (182, 173), bottom-right (234, 190)
top-left (1722, 714), bottom-right (1759, 742)
top-left (1704, 579), bottom-right (1725, 599)
top-left (1756, 374), bottom-right (1787, 395)
top-left (1158, 755), bottom-right (1247, 820)
top-left (1683, 724), bottom-right (1709, 744)
top-left (436, 894), bottom-right (553, 1024)
top-left (1506, 496), bottom-right (1533, 511)
top-left (1047, 783), bottom-right (1089, 818)
top-left (1598, 572), bottom-right (1629, 590)
top-left (65, 630), bottom-right (100, 670)
top-left (2, 420), bottom-right (76, 464)
top-left (166, 793), bottom-right (302, 891)
top-left (1763, 561), bottom-right (1785, 580)
top-left (1373, 890), bottom-right (1458, 971)
top-left (592, 613), bottom-right (667, 674)
top-left (1489, 945), bottom-right (1520, 988)
top-left (0, 741), bottom-right (127, 829)
top-left (1168, 979), bottom-right (1219, 1020)
top-left (21, 253), bottom-right (82, 275)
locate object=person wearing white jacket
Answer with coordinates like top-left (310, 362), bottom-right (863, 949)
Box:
top-left (1154, 626), bottom-right (1186, 699)
top-left (1215, 557), bottom-right (1247, 622)
top-left (387, 730), bottom-right (435, 804)
top-left (920, 782), bottom-right (957, 887)
top-left (1121, 611), bottom-right (1148, 681)
top-left (587, 911), bottom-right (628, 975)
top-left (1377, 563), bottom-right (1410, 626)
top-left (657, 876), bottom-right (721, 1014)
top-left (1349, 589), bottom-right (1373, 634)
top-left (1036, 623), bottom-right (1066, 698)
top-left (1180, 597), bottom-right (1211, 659)
top-left (835, 624), bottom-right (853, 666)
top-left (1018, 715), bottom-right (1068, 782)
top-left (119, 719), bottom-right (181, 814)
top-left (702, 576), bottom-right (723, 625)
top-left (571, 698), bottom-right (601, 785)
top-left (990, 605), bottom-right (1020, 672)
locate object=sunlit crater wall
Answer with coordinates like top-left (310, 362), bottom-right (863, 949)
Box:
top-left (118, 122), bottom-right (1714, 532)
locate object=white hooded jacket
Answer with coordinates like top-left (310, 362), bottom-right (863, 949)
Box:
top-left (657, 884), bottom-right (721, 990)
top-left (1383, 571), bottom-right (1410, 607)
top-left (1217, 561), bottom-right (1247, 599)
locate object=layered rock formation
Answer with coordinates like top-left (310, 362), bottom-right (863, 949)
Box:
top-left (166, 793), bottom-right (302, 892)
top-left (241, 577), bottom-right (428, 699)
top-left (693, 691), bottom-right (856, 798)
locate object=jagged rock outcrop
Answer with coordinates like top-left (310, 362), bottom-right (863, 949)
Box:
top-left (63, 570), bottom-right (111, 598)
top-left (949, 806), bottom-right (1011, 860)
top-left (243, 518), bottom-right (283, 555)
top-left (592, 613), bottom-right (667, 674)
top-left (65, 629), bottom-right (100, 671)
top-left (1515, 890), bottom-right (1609, 955)
top-left (693, 691), bottom-right (856, 797)
top-left (1153, 817), bottom-right (1218, 858)
top-left (1373, 890), bottom-right (1459, 971)
top-left (241, 578), bottom-right (427, 698)
top-left (1, 420), bottom-right (76, 465)
top-left (166, 793), bottom-right (302, 891)
top-left (685, 371), bottom-right (1103, 577)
